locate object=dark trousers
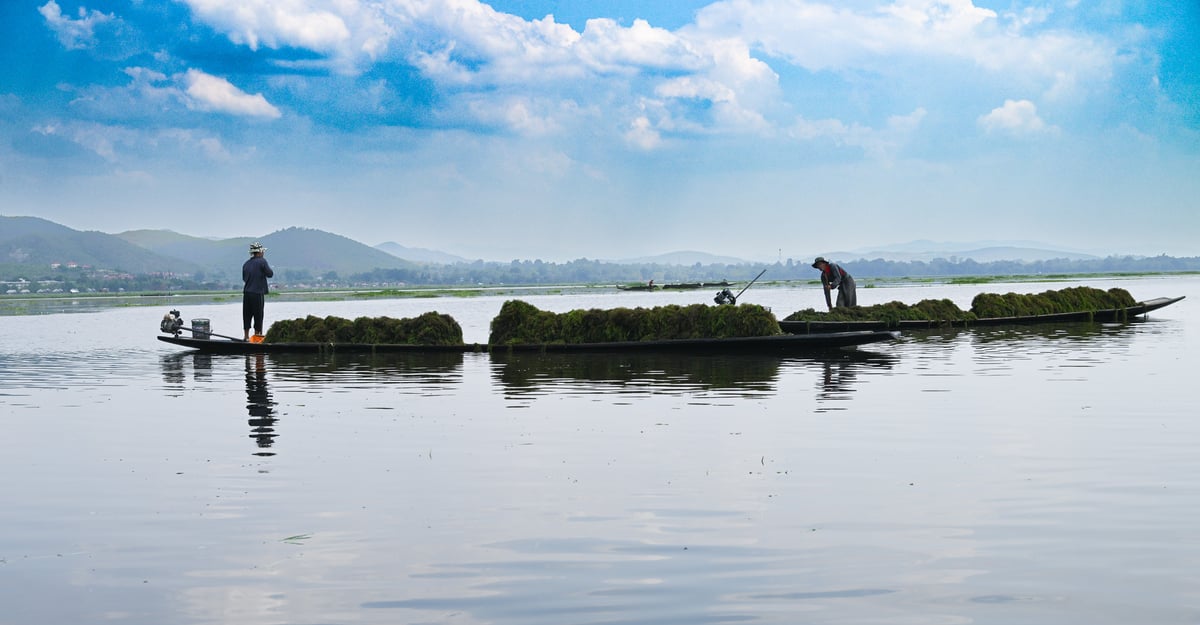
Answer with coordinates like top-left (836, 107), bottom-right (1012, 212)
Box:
top-left (243, 292), bottom-right (266, 334)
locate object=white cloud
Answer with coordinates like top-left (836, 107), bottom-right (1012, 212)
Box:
top-left (464, 97), bottom-right (562, 135)
top-left (789, 107), bottom-right (927, 160)
top-left (978, 99), bottom-right (1057, 136)
top-left (574, 18), bottom-right (704, 74)
top-left (38, 0), bottom-right (113, 50)
top-left (182, 0), bottom-right (778, 137)
top-left (181, 69), bottom-right (282, 119)
top-left (691, 0), bottom-right (1114, 98)
top-left (175, 0), bottom-right (1116, 150)
top-left (625, 116), bottom-right (662, 150)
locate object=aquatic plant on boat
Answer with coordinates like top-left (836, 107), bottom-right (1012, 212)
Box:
top-left (783, 286), bottom-right (1139, 325)
top-left (488, 300), bottom-right (782, 345)
top-left (264, 311), bottom-right (464, 345)
top-left (784, 298), bottom-right (975, 325)
top-left (969, 286), bottom-right (1135, 318)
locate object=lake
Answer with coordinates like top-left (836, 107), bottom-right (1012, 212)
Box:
top-left (1, 275), bottom-right (1196, 625)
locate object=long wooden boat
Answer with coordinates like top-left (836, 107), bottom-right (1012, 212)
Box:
top-left (661, 281), bottom-right (732, 290)
top-left (779, 296), bottom-right (1184, 334)
top-left (158, 335), bottom-right (487, 354)
top-left (159, 330), bottom-right (898, 355)
top-left (489, 331), bottom-right (898, 354)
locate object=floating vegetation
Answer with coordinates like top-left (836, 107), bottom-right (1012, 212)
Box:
top-left (264, 311), bottom-right (464, 345)
top-left (783, 286), bottom-right (1138, 325)
top-left (970, 286), bottom-right (1136, 318)
top-left (784, 298), bottom-right (975, 325)
top-left (488, 300), bottom-right (781, 345)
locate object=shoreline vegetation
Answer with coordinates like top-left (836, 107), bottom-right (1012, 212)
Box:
top-left (1, 271), bottom-right (1190, 317)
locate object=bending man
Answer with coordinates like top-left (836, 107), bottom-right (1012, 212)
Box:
top-left (242, 242), bottom-right (274, 341)
top-left (811, 256), bottom-right (856, 310)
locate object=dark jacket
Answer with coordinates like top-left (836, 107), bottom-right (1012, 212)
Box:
top-left (820, 262), bottom-right (850, 290)
top-left (242, 256), bottom-right (274, 294)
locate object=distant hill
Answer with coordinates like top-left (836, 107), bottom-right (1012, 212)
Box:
top-left (823, 240), bottom-right (1101, 263)
top-left (616, 250), bottom-right (752, 266)
top-left (1, 215), bottom-right (200, 274)
top-left (118, 227), bottom-right (417, 278)
top-left (376, 241), bottom-right (471, 264)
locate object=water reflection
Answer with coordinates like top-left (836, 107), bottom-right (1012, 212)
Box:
top-left (899, 320), bottom-right (1150, 348)
top-left (245, 354), bottom-right (277, 455)
top-left (491, 351), bottom-right (783, 398)
top-left (803, 350), bottom-right (898, 409)
top-left (491, 349), bottom-right (897, 402)
top-left (259, 351), bottom-right (467, 394)
top-left (159, 351), bottom-right (211, 386)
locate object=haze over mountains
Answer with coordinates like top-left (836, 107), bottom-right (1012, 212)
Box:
top-left (0, 214), bottom-right (1151, 281)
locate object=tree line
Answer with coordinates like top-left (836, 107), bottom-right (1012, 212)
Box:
top-left (4, 254), bottom-right (1197, 293)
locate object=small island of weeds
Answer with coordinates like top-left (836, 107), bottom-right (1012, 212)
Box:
top-left (784, 286), bottom-right (1138, 325)
top-left (265, 311), bottom-right (464, 345)
top-left (489, 300), bottom-right (781, 345)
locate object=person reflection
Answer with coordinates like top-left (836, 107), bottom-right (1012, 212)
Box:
top-left (817, 358), bottom-right (859, 404)
top-left (245, 354), bottom-right (278, 456)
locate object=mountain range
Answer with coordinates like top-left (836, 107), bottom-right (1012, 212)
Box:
top-left (1, 214), bottom-right (1125, 281)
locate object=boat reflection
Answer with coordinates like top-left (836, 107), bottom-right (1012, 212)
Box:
top-left (254, 351), bottom-right (467, 392)
top-left (161, 350), bottom-right (469, 457)
top-left (894, 319), bottom-right (1156, 346)
top-left (490, 349), bottom-right (897, 400)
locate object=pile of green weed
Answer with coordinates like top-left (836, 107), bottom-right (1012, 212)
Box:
top-left (264, 311), bottom-right (464, 345)
top-left (488, 300), bottom-right (781, 345)
top-left (783, 286), bottom-right (1137, 325)
top-left (784, 298), bottom-right (974, 326)
top-left (970, 286), bottom-right (1136, 318)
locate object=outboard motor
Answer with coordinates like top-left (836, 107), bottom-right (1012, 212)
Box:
top-left (714, 289), bottom-right (737, 305)
top-left (161, 309), bottom-right (184, 335)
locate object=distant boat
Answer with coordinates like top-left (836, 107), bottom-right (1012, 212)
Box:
top-left (661, 281), bottom-right (731, 290)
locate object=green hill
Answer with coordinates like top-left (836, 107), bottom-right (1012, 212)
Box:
top-left (118, 226), bottom-right (418, 279)
top-left (2, 217), bottom-right (420, 284)
top-left (1, 215), bottom-right (200, 275)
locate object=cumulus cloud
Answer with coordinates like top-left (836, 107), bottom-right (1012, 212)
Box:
top-left (978, 99), bottom-right (1057, 136)
top-left (691, 0), bottom-right (1114, 98)
top-left (39, 0), bottom-right (114, 50)
top-left (181, 69), bottom-right (282, 118)
top-left (181, 0), bottom-right (777, 142)
top-left (182, 0), bottom-right (378, 64)
top-left (172, 0), bottom-right (1111, 151)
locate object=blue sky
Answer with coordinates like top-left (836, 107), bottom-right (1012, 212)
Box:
top-left (1, 0), bottom-right (1197, 262)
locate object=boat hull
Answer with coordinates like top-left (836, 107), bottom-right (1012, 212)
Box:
top-left (158, 335), bottom-right (486, 354)
top-left (779, 296), bottom-right (1185, 334)
top-left (159, 330), bottom-right (899, 354)
top-left (491, 331), bottom-right (898, 353)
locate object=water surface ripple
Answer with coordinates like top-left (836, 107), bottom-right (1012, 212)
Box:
top-left (1, 277), bottom-right (1196, 625)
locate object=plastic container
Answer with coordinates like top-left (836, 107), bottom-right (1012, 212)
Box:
top-left (191, 318), bottom-right (211, 340)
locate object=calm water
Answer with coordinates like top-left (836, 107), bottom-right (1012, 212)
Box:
top-left (1, 276), bottom-right (1197, 625)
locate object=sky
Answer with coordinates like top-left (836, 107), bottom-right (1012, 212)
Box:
top-left (1, 0), bottom-right (1197, 262)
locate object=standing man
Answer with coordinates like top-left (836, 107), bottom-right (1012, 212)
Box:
top-left (812, 257), bottom-right (856, 310)
top-left (242, 242), bottom-right (274, 341)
